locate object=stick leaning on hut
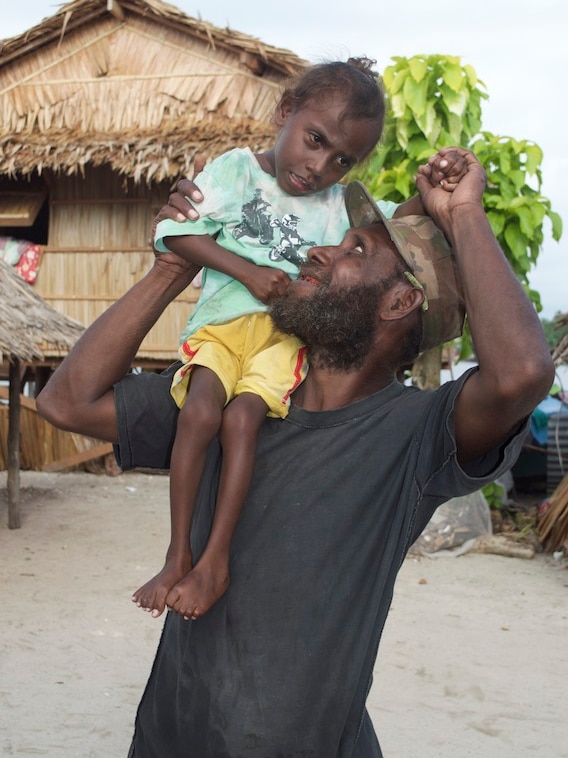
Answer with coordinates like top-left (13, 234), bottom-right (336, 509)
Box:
top-left (0, 258), bottom-right (85, 528)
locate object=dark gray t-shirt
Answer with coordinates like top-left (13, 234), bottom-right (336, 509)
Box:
top-left (120, 369), bottom-right (527, 757)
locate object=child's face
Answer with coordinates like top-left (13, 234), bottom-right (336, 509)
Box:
top-left (271, 94), bottom-right (380, 197)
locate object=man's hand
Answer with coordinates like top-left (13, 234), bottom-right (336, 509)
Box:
top-left (414, 147), bottom-right (487, 232)
top-left (151, 155), bottom-right (207, 238)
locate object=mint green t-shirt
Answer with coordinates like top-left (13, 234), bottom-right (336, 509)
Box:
top-left (155, 147), bottom-right (396, 343)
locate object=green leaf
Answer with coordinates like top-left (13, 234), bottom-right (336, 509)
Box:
top-left (526, 287), bottom-right (543, 312)
top-left (414, 102), bottom-right (440, 143)
top-left (504, 222), bottom-right (528, 263)
top-left (444, 112), bottom-right (465, 144)
top-left (409, 136), bottom-right (438, 161)
top-left (515, 205), bottom-right (540, 238)
top-left (403, 75), bottom-right (428, 117)
top-left (442, 60), bottom-right (464, 92)
top-left (391, 71), bottom-right (409, 96)
top-left (525, 144), bottom-right (543, 175)
top-left (390, 92), bottom-right (407, 119)
top-left (408, 56), bottom-right (428, 83)
top-left (464, 64), bottom-right (478, 88)
top-left (394, 170), bottom-right (412, 198)
top-left (498, 150), bottom-right (512, 175)
top-left (382, 66), bottom-right (395, 90)
top-left (440, 86), bottom-right (468, 117)
top-left (395, 118), bottom-right (409, 150)
top-left (486, 211), bottom-right (505, 237)
top-left (548, 210), bottom-right (563, 241)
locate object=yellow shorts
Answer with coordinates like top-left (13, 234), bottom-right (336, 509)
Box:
top-left (171, 313), bottom-right (308, 419)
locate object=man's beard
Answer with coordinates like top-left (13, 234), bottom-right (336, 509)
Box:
top-left (270, 279), bottom-right (388, 372)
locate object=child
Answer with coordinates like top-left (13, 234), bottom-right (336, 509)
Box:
top-left (132, 58), bottom-right (451, 621)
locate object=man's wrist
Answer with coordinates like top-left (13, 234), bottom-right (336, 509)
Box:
top-left (151, 256), bottom-right (197, 295)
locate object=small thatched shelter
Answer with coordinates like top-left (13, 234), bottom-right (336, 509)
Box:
top-left (0, 0), bottom-right (307, 370)
top-left (0, 258), bottom-right (85, 528)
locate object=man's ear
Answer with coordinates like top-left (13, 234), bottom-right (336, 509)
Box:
top-left (379, 282), bottom-right (425, 323)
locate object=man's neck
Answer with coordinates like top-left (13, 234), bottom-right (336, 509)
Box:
top-left (292, 364), bottom-right (396, 412)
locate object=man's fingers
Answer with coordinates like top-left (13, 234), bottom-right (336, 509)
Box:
top-left (193, 154), bottom-right (206, 178)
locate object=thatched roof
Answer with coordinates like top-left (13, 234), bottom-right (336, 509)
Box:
top-left (0, 0), bottom-right (307, 184)
top-left (0, 258), bottom-right (85, 362)
top-left (552, 312), bottom-right (568, 367)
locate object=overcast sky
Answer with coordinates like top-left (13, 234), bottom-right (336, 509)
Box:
top-left (3, 0), bottom-right (567, 319)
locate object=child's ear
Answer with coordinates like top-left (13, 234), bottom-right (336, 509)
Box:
top-left (274, 95), bottom-right (293, 126)
top-left (380, 282), bottom-right (425, 323)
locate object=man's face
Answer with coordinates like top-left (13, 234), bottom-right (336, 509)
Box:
top-left (270, 224), bottom-right (406, 371)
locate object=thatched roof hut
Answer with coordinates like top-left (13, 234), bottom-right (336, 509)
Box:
top-left (0, 0), bottom-right (307, 364)
top-left (0, 0), bottom-right (306, 183)
top-left (0, 259), bottom-right (84, 362)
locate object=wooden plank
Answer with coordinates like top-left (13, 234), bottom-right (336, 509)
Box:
top-left (42, 443), bottom-right (114, 472)
top-left (0, 190), bottom-right (46, 225)
top-left (0, 386), bottom-right (36, 410)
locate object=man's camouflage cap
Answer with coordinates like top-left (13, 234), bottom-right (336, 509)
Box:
top-left (345, 180), bottom-right (466, 352)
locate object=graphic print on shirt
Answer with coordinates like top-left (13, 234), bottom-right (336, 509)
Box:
top-left (232, 190), bottom-right (316, 266)
top-left (233, 189), bottom-right (274, 245)
top-left (268, 214), bottom-right (316, 266)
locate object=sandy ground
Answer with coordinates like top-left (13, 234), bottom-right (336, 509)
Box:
top-left (1, 470), bottom-right (567, 758)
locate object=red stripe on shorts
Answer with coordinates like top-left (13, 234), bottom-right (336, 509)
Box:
top-left (282, 346), bottom-right (308, 405)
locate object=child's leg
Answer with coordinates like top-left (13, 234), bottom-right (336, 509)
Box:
top-left (165, 391), bottom-right (268, 620)
top-left (132, 366), bottom-right (226, 617)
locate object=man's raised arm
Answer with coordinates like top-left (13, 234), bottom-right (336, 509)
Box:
top-left (415, 148), bottom-right (554, 463)
top-left (36, 252), bottom-right (198, 442)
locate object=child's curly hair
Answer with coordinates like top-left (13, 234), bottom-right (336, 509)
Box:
top-left (279, 57), bottom-right (385, 136)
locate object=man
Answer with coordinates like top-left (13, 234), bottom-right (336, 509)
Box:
top-left (37, 148), bottom-right (553, 757)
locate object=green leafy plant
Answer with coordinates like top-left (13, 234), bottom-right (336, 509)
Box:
top-left (482, 481), bottom-right (505, 511)
top-left (469, 134), bottom-right (562, 310)
top-left (353, 54), bottom-right (562, 323)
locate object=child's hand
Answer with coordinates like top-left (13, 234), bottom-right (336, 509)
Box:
top-left (242, 265), bottom-right (292, 304)
top-left (415, 147), bottom-right (487, 234)
top-left (424, 149), bottom-right (468, 192)
top-left (393, 148), bottom-right (468, 219)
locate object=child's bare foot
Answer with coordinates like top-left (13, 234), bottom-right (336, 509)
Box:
top-left (132, 555), bottom-right (192, 618)
top-left (165, 557), bottom-right (230, 620)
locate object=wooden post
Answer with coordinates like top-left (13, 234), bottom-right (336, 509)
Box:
top-left (7, 358), bottom-right (22, 529)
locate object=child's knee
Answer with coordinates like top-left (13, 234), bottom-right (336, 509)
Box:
top-left (221, 395), bottom-right (266, 437)
top-left (178, 396), bottom-right (223, 437)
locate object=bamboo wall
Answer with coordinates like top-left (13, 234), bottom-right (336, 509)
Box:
top-left (0, 390), bottom-right (112, 472)
top-left (34, 165), bottom-right (200, 363)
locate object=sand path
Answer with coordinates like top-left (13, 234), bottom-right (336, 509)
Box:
top-left (1, 470), bottom-right (566, 757)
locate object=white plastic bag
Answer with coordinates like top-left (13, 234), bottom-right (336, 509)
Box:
top-left (413, 490), bottom-right (492, 554)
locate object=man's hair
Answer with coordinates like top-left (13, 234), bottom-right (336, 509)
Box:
top-left (278, 57), bottom-right (385, 145)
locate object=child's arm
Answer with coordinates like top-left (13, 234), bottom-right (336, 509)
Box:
top-left (164, 233), bottom-right (291, 304)
top-left (394, 149), bottom-right (468, 218)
